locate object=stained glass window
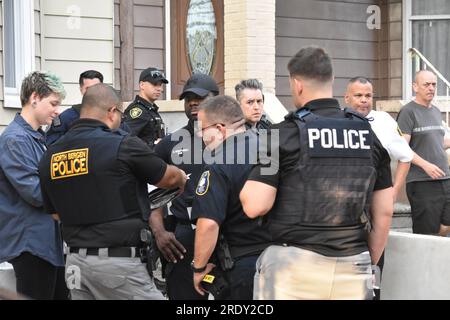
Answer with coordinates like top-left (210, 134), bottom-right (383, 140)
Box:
top-left (186, 0), bottom-right (217, 75)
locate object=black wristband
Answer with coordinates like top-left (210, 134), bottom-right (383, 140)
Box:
top-left (191, 261), bottom-right (207, 273)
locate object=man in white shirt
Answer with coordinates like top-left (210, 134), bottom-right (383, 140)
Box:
top-left (345, 77), bottom-right (413, 201)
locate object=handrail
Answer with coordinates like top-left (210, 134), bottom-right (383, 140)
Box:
top-left (408, 47), bottom-right (450, 124)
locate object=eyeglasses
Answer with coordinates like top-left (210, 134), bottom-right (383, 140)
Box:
top-left (201, 123), bottom-right (224, 133)
top-left (110, 106), bottom-right (124, 119)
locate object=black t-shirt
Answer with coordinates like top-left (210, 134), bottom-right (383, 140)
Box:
top-left (247, 99), bottom-right (392, 257)
top-left (45, 119), bottom-right (168, 248)
top-left (191, 132), bottom-right (272, 258)
top-left (154, 120), bottom-right (206, 221)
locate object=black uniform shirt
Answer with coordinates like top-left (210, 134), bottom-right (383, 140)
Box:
top-left (154, 120), bottom-right (206, 221)
top-left (42, 119), bottom-right (168, 248)
top-left (191, 132), bottom-right (272, 258)
top-left (123, 95), bottom-right (164, 146)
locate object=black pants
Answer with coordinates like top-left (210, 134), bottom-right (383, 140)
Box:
top-left (406, 180), bottom-right (450, 234)
top-left (224, 255), bottom-right (259, 300)
top-left (9, 252), bottom-right (69, 300)
top-left (166, 225), bottom-right (207, 300)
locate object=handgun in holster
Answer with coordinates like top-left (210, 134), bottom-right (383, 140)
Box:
top-left (215, 234), bottom-right (234, 271)
top-left (201, 234), bottom-right (234, 299)
top-left (140, 229), bottom-right (158, 277)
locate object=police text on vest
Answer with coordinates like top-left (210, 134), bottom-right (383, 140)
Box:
top-left (308, 128), bottom-right (371, 150)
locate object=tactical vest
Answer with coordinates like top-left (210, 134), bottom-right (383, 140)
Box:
top-left (129, 97), bottom-right (165, 146)
top-left (268, 108), bottom-right (377, 231)
top-left (44, 125), bottom-right (144, 225)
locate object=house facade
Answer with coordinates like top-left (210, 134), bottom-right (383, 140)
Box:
top-left (0, 0), bottom-right (449, 132)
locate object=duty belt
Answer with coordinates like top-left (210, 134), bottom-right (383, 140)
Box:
top-left (69, 246), bottom-right (143, 258)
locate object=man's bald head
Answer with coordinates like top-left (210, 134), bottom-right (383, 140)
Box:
top-left (80, 84), bottom-right (123, 129)
top-left (413, 70), bottom-right (437, 107)
top-left (414, 70), bottom-right (436, 83)
top-left (81, 83), bottom-right (122, 114)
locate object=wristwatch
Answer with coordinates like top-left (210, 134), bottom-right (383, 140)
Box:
top-left (191, 260), bottom-right (207, 273)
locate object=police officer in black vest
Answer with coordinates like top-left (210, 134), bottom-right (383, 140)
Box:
top-left (149, 73), bottom-right (219, 300)
top-left (191, 96), bottom-right (272, 300)
top-left (240, 46), bottom-right (394, 300)
top-left (123, 67), bottom-right (168, 148)
top-left (39, 84), bottom-right (187, 300)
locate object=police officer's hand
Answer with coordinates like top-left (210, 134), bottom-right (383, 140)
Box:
top-left (193, 263), bottom-right (216, 296)
top-left (423, 162), bottom-right (445, 179)
top-left (153, 229), bottom-right (186, 263)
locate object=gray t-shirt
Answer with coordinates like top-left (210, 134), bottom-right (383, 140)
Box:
top-left (397, 100), bottom-right (450, 183)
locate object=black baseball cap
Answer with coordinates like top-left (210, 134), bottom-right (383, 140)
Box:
top-left (179, 73), bottom-right (219, 100)
top-left (139, 67), bottom-right (168, 84)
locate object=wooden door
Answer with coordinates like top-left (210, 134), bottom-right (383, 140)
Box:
top-left (170, 0), bottom-right (224, 99)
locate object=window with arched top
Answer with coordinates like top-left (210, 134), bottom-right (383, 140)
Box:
top-left (170, 0), bottom-right (224, 99)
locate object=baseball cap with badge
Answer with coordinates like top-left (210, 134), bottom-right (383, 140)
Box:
top-left (139, 67), bottom-right (169, 84)
top-left (179, 73), bottom-right (219, 100)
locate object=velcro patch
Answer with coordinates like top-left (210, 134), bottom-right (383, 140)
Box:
top-left (51, 148), bottom-right (89, 180)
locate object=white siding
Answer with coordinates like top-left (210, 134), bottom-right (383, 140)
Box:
top-left (41, 0), bottom-right (114, 107)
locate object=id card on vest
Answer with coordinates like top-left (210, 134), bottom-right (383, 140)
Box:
top-left (306, 120), bottom-right (373, 158)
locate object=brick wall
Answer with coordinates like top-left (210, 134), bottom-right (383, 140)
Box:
top-left (224, 0), bottom-right (275, 96)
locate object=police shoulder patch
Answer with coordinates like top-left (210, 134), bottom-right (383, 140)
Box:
top-left (196, 171), bottom-right (210, 196)
top-left (130, 107), bottom-right (143, 119)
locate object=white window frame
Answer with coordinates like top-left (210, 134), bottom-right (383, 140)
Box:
top-left (164, 0), bottom-right (171, 100)
top-left (3, 0), bottom-right (35, 108)
top-left (403, 0), bottom-right (450, 100)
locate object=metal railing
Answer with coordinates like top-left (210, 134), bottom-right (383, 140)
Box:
top-left (408, 47), bottom-right (450, 124)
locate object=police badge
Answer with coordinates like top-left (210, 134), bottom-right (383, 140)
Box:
top-left (196, 171), bottom-right (210, 196)
top-left (130, 107), bottom-right (143, 119)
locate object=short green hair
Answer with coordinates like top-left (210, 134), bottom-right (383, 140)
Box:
top-left (20, 71), bottom-right (66, 106)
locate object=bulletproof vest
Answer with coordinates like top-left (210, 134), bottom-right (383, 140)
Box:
top-left (44, 125), bottom-right (143, 226)
top-left (131, 97), bottom-right (165, 146)
top-left (269, 108), bottom-right (377, 229)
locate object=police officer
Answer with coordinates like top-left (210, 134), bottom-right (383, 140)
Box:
top-left (235, 79), bottom-right (271, 133)
top-left (123, 67), bottom-right (168, 148)
top-left (46, 70), bottom-right (104, 145)
top-left (191, 96), bottom-right (272, 300)
top-left (149, 73), bottom-right (219, 300)
top-left (240, 46), bottom-right (393, 300)
top-left (39, 84), bottom-right (187, 300)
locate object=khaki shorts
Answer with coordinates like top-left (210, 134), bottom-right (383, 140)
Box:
top-left (254, 245), bottom-right (373, 300)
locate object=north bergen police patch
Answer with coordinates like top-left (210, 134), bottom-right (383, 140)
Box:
top-left (51, 148), bottom-right (89, 180)
top-left (196, 171), bottom-right (210, 196)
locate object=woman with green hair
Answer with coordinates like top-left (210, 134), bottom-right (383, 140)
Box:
top-left (0, 71), bottom-right (68, 299)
